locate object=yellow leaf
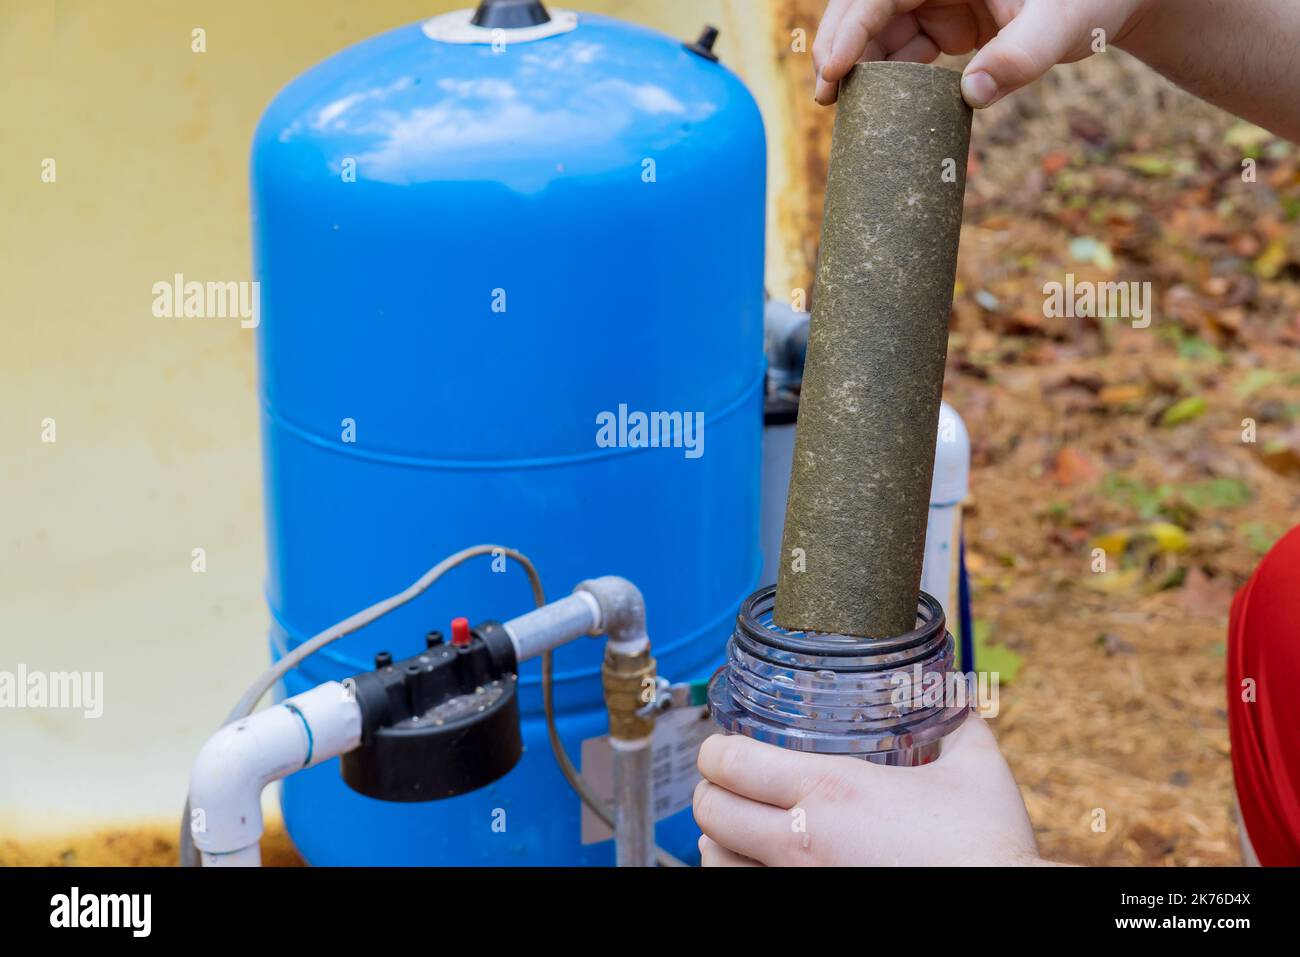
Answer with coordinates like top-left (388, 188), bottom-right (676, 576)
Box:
top-left (1146, 522), bottom-right (1190, 553)
top-left (1091, 530), bottom-right (1131, 555)
top-left (1083, 568), bottom-right (1143, 593)
top-left (1224, 122), bottom-right (1272, 152)
top-left (1253, 239), bottom-right (1288, 280)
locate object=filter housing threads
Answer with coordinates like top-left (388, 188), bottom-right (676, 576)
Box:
top-left (708, 586), bottom-right (968, 765)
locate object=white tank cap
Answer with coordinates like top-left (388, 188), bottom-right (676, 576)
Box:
top-left (930, 401), bottom-right (970, 506)
top-left (423, 7), bottom-right (578, 45)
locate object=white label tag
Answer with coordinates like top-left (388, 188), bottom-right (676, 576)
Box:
top-left (579, 703), bottom-right (717, 845)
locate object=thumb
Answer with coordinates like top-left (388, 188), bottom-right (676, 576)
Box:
top-left (960, 2), bottom-right (1081, 109)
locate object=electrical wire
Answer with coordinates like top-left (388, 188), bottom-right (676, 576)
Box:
top-left (180, 544), bottom-right (686, 868)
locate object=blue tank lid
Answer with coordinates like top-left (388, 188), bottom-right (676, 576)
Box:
top-left (255, 3), bottom-right (762, 194)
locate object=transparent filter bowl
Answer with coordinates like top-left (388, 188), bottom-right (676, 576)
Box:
top-left (707, 586), bottom-right (968, 766)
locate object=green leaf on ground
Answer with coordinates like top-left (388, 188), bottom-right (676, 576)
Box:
top-left (1236, 369), bottom-right (1282, 398)
top-left (1161, 396), bottom-right (1207, 426)
top-left (1184, 477), bottom-right (1252, 510)
top-left (973, 620), bottom-right (1024, 685)
top-left (1239, 521), bottom-right (1281, 555)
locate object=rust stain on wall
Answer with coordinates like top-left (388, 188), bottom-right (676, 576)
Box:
top-left (768, 0), bottom-right (837, 302)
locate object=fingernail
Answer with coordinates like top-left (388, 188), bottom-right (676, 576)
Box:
top-left (961, 71), bottom-right (998, 108)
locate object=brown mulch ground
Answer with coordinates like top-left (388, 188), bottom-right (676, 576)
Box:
top-left (945, 54), bottom-right (1300, 866)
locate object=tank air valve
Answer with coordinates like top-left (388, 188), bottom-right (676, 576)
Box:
top-left (685, 25), bottom-right (720, 62)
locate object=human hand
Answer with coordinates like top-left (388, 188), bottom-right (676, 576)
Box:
top-left (693, 714), bottom-right (1049, 866)
top-left (813, 0), bottom-right (1150, 109)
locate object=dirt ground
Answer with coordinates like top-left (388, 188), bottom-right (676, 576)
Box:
top-left (0, 823), bottom-right (302, 867)
top-left (942, 56), bottom-right (1300, 866)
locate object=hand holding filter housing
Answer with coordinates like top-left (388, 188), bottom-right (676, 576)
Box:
top-left (711, 62), bottom-right (973, 764)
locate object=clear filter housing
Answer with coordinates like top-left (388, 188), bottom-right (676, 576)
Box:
top-left (708, 586), bottom-right (968, 765)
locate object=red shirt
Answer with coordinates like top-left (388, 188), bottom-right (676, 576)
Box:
top-left (1227, 523), bottom-right (1300, 865)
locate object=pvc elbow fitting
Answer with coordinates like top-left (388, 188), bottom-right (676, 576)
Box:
top-left (188, 681), bottom-right (361, 865)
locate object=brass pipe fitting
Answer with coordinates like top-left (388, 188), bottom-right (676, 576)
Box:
top-left (602, 645), bottom-right (657, 741)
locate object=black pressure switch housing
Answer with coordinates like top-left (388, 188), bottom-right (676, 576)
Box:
top-left (341, 621), bottom-right (522, 802)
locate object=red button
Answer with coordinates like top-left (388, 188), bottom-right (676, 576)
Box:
top-left (451, 617), bottom-right (472, 648)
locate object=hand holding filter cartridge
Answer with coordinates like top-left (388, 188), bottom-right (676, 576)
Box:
top-left (775, 61), bottom-right (972, 639)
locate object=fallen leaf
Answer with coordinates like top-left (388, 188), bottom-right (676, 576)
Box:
top-left (1069, 236), bottom-right (1116, 270)
top-left (1224, 122), bottom-right (1273, 153)
top-left (1053, 446), bottom-right (1099, 486)
top-left (1253, 239), bottom-right (1289, 280)
top-left (1183, 477), bottom-right (1252, 510)
top-left (1174, 568), bottom-right (1235, 620)
top-left (1257, 430), bottom-right (1300, 476)
top-left (973, 620), bottom-right (1025, 684)
top-left (1099, 383), bottom-right (1146, 407)
top-left (1042, 149), bottom-right (1071, 175)
top-left (1160, 396), bottom-right (1208, 427)
top-left (1091, 529), bottom-right (1132, 556)
top-left (1084, 568), bottom-right (1144, 593)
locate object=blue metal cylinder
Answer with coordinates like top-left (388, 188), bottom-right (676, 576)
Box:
top-left (251, 9), bottom-right (766, 864)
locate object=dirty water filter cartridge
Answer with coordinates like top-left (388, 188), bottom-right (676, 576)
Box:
top-left (711, 63), bottom-right (972, 764)
top-left (776, 61), bottom-right (972, 640)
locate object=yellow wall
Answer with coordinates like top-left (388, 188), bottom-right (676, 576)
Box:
top-left (0, 1), bottom-right (807, 835)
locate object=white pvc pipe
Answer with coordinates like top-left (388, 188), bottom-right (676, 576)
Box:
top-left (200, 844), bottom-right (262, 868)
top-left (188, 681), bottom-right (362, 866)
top-left (760, 421), bottom-right (797, 587)
top-left (502, 591), bottom-right (601, 663)
top-left (920, 401), bottom-right (971, 622)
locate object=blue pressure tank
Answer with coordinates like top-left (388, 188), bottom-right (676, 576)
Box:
top-left (251, 2), bottom-right (766, 864)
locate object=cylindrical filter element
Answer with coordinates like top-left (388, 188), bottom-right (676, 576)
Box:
top-left (775, 62), bottom-right (972, 638)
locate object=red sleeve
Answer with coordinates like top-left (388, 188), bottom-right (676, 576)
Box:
top-left (1227, 523), bottom-right (1300, 866)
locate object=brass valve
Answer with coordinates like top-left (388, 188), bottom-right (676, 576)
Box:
top-left (602, 645), bottom-right (657, 741)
